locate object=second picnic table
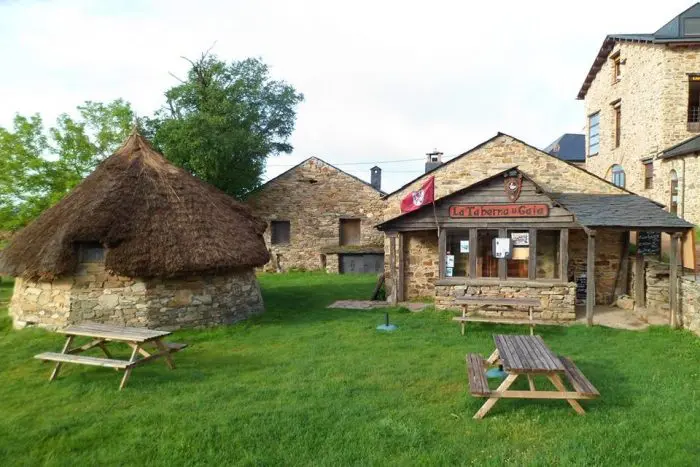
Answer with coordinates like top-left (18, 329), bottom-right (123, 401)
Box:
top-left (466, 334), bottom-right (599, 419)
top-left (35, 323), bottom-right (187, 390)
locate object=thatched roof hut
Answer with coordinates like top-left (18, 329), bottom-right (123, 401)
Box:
top-left (0, 130), bottom-right (269, 280)
top-left (3, 131), bottom-right (269, 330)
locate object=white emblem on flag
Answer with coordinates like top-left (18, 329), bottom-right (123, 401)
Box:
top-left (412, 189), bottom-right (425, 206)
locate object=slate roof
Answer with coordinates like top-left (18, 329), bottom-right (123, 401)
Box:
top-left (578, 3), bottom-right (700, 99)
top-left (549, 194), bottom-right (694, 230)
top-left (659, 134), bottom-right (700, 159)
top-left (543, 134), bottom-right (585, 162)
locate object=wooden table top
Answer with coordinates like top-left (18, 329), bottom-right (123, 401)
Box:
top-left (493, 334), bottom-right (565, 374)
top-left (59, 323), bottom-right (171, 343)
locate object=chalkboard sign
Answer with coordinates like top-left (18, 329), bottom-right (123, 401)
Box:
top-left (575, 274), bottom-right (587, 305)
top-left (637, 232), bottom-right (661, 256)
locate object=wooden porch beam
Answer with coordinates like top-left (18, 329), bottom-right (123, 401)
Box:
top-left (669, 232), bottom-right (681, 329)
top-left (388, 234), bottom-right (397, 305)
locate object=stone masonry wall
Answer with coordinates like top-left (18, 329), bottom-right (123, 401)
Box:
top-left (403, 230), bottom-right (439, 299)
top-left (247, 158), bottom-right (384, 272)
top-left (434, 281), bottom-right (576, 321)
top-left (10, 261), bottom-right (264, 330)
top-left (583, 42), bottom-right (700, 225)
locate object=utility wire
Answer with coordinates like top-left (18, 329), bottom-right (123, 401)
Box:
top-left (266, 157), bottom-right (425, 167)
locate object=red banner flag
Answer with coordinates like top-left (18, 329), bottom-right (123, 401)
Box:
top-left (400, 176), bottom-right (435, 213)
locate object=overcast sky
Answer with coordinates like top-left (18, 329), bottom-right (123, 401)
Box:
top-left (0, 0), bottom-right (694, 192)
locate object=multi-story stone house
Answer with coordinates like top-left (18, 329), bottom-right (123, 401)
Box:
top-left (247, 157), bottom-right (385, 273)
top-left (579, 3), bottom-right (700, 225)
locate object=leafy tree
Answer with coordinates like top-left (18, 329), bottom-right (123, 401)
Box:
top-left (0, 100), bottom-right (134, 231)
top-left (148, 54), bottom-right (304, 198)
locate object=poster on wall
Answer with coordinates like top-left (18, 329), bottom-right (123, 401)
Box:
top-left (446, 255), bottom-right (455, 267)
top-left (445, 267), bottom-right (454, 277)
top-left (510, 232), bottom-right (529, 247)
top-left (493, 238), bottom-right (512, 259)
top-left (575, 274), bottom-right (587, 305)
top-left (460, 240), bottom-right (469, 253)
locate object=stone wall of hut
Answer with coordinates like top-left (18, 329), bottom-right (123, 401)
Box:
top-left (9, 261), bottom-right (264, 330)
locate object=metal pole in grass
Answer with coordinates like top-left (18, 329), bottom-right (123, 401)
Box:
top-left (376, 312), bottom-right (397, 331)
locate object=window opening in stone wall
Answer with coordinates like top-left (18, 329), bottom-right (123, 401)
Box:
top-left (644, 161), bottom-right (654, 189)
top-left (613, 102), bottom-right (621, 148)
top-left (271, 220), bottom-right (291, 245)
top-left (477, 230), bottom-right (499, 278)
top-left (339, 218), bottom-right (361, 246)
top-left (670, 170), bottom-right (679, 214)
top-left (687, 78), bottom-right (700, 128)
top-left (446, 233), bottom-right (469, 277)
top-left (78, 242), bottom-right (105, 263)
top-left (588, 112), bottom-right (600, 156)
top-left (536, 230), bottom-right (561, 280)
top-left (611, 52), bottom-right (621, 83)
top-left (506, 230), bottom-right (529, 279)
top-left (611, 164), bottom-right (625, 188)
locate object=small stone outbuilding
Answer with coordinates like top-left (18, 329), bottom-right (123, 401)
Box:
top-left (0, 131), bottom-right (270, 330)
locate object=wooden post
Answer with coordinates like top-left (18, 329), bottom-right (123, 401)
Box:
top-left (586, 230), bottom-right (596, 326)
top-left (438, 228), bottom-right (446, 279)
top-left (498, 228), bottom-right (507, 280)
top-left (388, 234), bottom-right (397, 305)
top-left (669, 232), bottom-right (681, 329)
top-left (560, 228), bottom-right (569, 282)
top-left (469, 229), bottom-right (477, 278)
top-left (634, 245), bottom-right (645, 319)
top-left (398, 233), bottom-right (405, 302)
top-left (528, 229), bottom-right (537, 280)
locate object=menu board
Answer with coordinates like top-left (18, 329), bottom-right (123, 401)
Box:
top-left (637, 232), bottom-right (661, 256)
top-left (575, 274), bottom-right (587, 305)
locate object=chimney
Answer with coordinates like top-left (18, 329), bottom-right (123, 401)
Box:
top-left (425, 150), bottom-right (443, 173)
top-left (370, 166), bottom-right (382, 191)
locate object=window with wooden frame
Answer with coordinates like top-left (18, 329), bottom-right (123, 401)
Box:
top-left (270, 220), bottom-right (291, 245)
top-left (339, 218), bottom-right (361, 246)
top-left (670, 170), bottom-right (679, 214)
top-left (611, 52), bottom-right (622, 83)
top-left (439, 228), bottom-right (567, 282)
top-left (611, 164), bottom-right (626, 188)
top-left (688, 76), bottom-right (700, 129)
top-left (588, 112), bottom-right (600, 156)
top-left (644, 161), bottom-right (654, 189)
top-left (612, 100), bottom-right (621, 148)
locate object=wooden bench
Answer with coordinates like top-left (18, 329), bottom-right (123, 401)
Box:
top-left (465, 353), bottom-right (491, 397)
top-left (454, 296), bottom-right (543, 336)
top-left (559, 356), bottom-right (600, 397)
top-left (35, 352), bottom-right (131, 369)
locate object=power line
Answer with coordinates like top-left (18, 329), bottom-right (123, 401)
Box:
top-left (266, 157), bottom-right (425, 167)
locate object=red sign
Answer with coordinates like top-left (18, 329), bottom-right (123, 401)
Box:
top-left (449, 204), bottom-right (550, 218)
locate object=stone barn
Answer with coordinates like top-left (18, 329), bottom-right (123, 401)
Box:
top-left (0, 131), bottom-right (270, 330)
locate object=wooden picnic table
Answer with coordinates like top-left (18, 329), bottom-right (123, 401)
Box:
top-left (466, 334), bottom-right (599, 419)
top-left (35, 323), bottom-right (187, 390)
top-left (453, 296), bottom-right (544, 335)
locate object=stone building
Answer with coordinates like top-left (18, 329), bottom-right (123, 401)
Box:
top-left (247, 157), bottom-right (385, 273)
top-left (377, 133), bottom-right (692, 323)
top-left (579, 3), bottom-right (700, 225)
top-left (0, 131), bottom-right (269, 330)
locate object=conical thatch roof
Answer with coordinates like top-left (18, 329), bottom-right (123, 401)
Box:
top-left (0, 131), bottom-right (270, 280)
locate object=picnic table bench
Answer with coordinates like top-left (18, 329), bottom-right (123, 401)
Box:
top-left (35, 323), bottom-right (187, 390)
top-left (454, 296), bottom-right (550, 335)
top-left (465, 334), bottom-right (599, 419)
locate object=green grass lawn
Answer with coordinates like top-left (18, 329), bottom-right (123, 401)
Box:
top-left (1, 273), bottom-right (699, 466)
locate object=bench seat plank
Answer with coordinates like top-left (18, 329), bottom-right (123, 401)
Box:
top-left (559, 356), bottom-right (600, 397)
top-left (452, 316), bottom-right (564, 326)
top-left (455, 297), bottom-right (541, 307)
top-left (466, 353), bottom-right (491, 397)
top-left (35, 352), bottom-right (131, 369)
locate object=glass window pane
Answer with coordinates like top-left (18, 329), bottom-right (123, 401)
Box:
top-left (446, 233), bottom-right (470, 277)
top-left (477, 230), bottom-right (499, 278)
top-left (507, 230), bottom-right (529, 278)
top-left (536, 231), bottom-right (561, 279)
top-left (685, 17), bottom-right (700, 35)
